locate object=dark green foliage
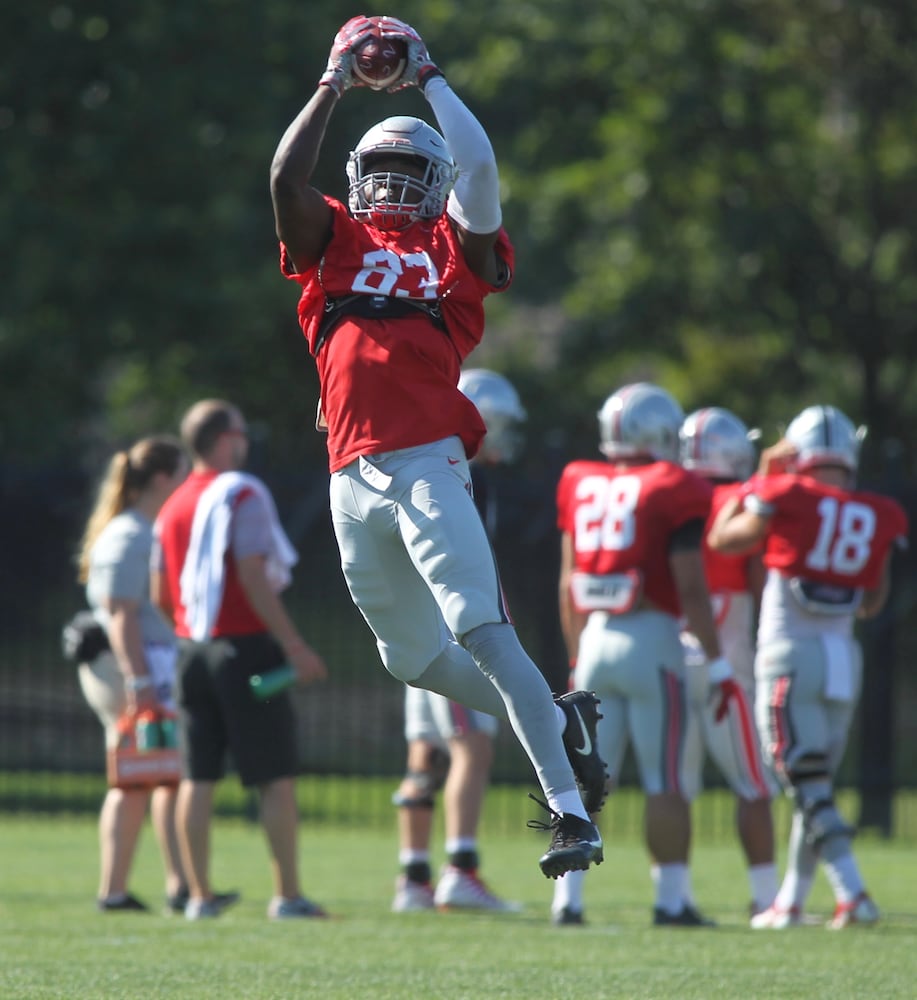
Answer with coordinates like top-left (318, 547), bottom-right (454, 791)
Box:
top-left (3, 1), bottom-right (916, 475)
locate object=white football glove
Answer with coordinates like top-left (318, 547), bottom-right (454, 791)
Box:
top-left (706, 656), bottom-right (741, 723)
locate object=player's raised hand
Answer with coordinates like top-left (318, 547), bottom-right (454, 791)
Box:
top-left (757, 438), bottom-right (798, 477)
top-left (379, 18), bottom-right (444, 92)
top-left (318, 15), bottom-right (376, 97)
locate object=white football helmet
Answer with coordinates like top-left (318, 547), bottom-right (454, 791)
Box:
top-left (680, 407), bottom-right (757, 481)
top-left (597, 382), bottom-right (684, 462)
top-left (785, 405), bottom-right (866, 474)
top-left (458, 368), bottom-right (527, 464)
top-left (346, 116), bottom-right (458, 231)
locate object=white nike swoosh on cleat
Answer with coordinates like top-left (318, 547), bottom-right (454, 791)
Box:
top-left (571, 706), bottom-right (593, 757)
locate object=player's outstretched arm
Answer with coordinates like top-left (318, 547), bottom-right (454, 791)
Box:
top-left (384, 19), bottom-right (506, 285)
top-left (270, 16), bottom-right (375, 271)
top-left (707, 496), bottom-right (769, 555)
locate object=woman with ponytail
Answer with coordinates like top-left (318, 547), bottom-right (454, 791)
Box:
top-left (76, 435), bottom-right (189, 912)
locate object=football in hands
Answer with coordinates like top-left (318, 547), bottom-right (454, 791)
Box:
top-left (352, 34), bottom-right (408, 90)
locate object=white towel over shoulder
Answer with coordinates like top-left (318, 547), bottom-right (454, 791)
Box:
top-left (179, 472), bottom-right (298, 641)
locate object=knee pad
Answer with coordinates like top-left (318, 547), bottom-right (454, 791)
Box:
top-left (391, 747), bottom-right (451, 809)
top-left (797, 795), bottom-right (855, 850)
top-left (788, 756), bottom-right (853, 850)
top-left (788, 751), bottom-right (830, 783)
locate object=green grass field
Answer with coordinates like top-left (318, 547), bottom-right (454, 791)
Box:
top-left (2, 786), bottom-right (916, 1000)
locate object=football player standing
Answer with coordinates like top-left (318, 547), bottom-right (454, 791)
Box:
top-left (552, 383), bottom-right (730, 925)
top-left (709, 405), bottom-right (909, 928)
top-left (679, 408), bottom-right (778, 921)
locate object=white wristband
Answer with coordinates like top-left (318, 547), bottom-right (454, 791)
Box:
top-left (706, 657), bottom-right (733, 683)
top-left (125, 675), bottom-right (153, 691)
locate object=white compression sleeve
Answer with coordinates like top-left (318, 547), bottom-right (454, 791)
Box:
top-left (424, 77), bottom-right (502, 233)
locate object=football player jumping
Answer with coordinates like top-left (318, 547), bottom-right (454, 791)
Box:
top-left (709, 405), bottom-right (909, 929)
top-left (270, 15), bottom-right (606, 879)
top-left (392, 369), bottom-right (527, 913)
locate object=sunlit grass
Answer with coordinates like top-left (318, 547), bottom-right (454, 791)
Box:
top-left (1, 795), bottom-right (915, 999)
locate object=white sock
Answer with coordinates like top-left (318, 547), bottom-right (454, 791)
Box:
top-left (399, 848), bottom-right (430, 866)
top-left (823, 853), bottom-right (864, 905)
top-left (748, 863), bottom-right (779, 912)
top-left (552, 869), bottom-right (586, 914)
top-left (445, 837), bottom-right (477, 855)
top-left (775, 871), bottom-right (814, 911)
top-left (682, 866), bottom-right (696, 906)
top-left (655, 863), bottom-right (686, 914)
top-left (547, 790), bottom-right (589, 821)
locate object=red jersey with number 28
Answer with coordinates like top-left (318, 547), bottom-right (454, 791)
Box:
top-left (743, 473), bottom-right (909, 590)
top-left (281, 198), bottom-right (514, 473)
top-left (556, 459), bottom-right (713, 617)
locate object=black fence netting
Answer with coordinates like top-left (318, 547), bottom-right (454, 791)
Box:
top-left (2, 455), bottom-right (917, 836)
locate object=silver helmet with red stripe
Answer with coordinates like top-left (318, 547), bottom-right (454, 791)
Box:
top-left (597, 382), bottom-right (684, 462)
top-left (346, 116), bottom-right (457, 231)
top-left (679, 407), bottom-right (757, 481)
top-left (785, 405), bottom-right (865, 474)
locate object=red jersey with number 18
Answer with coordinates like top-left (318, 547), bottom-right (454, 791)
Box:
top-left (742, 473), bottom-right (909, 590)
top-left (556, 459), bottom-right (713, 617)
top-left (281, 198), bottom-right (514, 473)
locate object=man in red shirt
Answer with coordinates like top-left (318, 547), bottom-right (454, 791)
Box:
top-left (709, 404), bottom-right (909, 929)
top-left (153, 399), bottom-right (327, 920)
top-left (269, 15), bottom-right (605, 878)
top-left (552, 382), bottom-right (733, 926)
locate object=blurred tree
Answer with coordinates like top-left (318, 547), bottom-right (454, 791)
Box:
top-left (475, 0), bottom-right (917, 466)
top-left (2, 0), bottom-right (915, 478)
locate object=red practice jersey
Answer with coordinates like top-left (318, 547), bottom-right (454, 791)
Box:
top-left (557, 459), bottom-right (713, 617)
top-left (155, 471), bottom-right (264, 639)
top-left (743, 473), bottom-right (909, 590)
top-left (281, 198), bottom-right (514, 472)
top-left (704, 481), bottom-right (756, 594)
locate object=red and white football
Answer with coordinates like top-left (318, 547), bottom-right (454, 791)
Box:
top-left (352, 34), bottom-right (408, 90)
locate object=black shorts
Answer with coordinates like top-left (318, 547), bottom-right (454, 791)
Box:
top-left (176, 633), bottom-right (299, 787)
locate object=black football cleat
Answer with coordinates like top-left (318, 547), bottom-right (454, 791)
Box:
top-left (552, 906), bottom-right (585, 926)
top-left (555, 691), bottom-right (609, 814)
top-left (97, 892), bottom-right (150, 913)
top-left (528, 795), bottom-right (604, 879)
top-left (653, 904), bottom-right (717, 927)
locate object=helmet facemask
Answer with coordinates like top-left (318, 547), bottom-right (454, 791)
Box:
top-left (346, 117), bottom-right (457, 231)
